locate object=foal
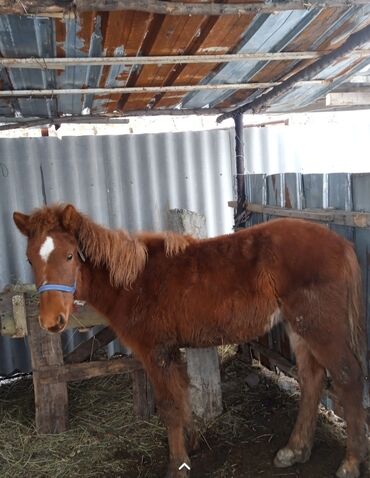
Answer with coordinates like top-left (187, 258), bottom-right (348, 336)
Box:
top-left (13, 204), bottom-right (368, 478)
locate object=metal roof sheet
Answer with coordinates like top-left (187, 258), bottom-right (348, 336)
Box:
top-left (0, 4), bottom-right (370, 119)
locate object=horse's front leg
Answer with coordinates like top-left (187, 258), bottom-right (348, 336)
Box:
top-left (143, 346), bottom-right (192, 478)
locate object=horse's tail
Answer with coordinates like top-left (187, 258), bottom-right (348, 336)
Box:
top-left (344, 245), bottom-right (367, 377)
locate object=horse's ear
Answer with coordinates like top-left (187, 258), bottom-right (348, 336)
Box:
top-left (61, 204), bottom-right (82, 234)
top-left (13, 212), bottom-right (31, 236)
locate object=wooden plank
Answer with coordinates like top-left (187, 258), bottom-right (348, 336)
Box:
top-left (76, 0), bottom-right (370, 15)
top-left (0, 290), bottom-right (108, 336)
top-left (132, 369), bottom-right (156, 418)
top-left (0, 52), bottom-right (343, 69)
top-left (168, 208), bottom-right (222, 420)
top-left (0, 80), bottom-right (330, 97)
top-left (26, 314), bottom-right (69, 433)
top-left (249, 340), bottom-right (344, 408)
top-left (156, 14), bottom-right (254, 108)
top-left (64, 326), bottom-right (117, 364)
top-left (326, 91), bottom-right (370, 107)
top-left (3, 0), bottom-right (368, 16)
top-left (185, 348), bottom-right (223, 420)
top-left (37, 357), bottom-right (142, 384)
top-left (98, 10), bottom-right (154, 113)
top-left (245, 203), bottom-right (370, 227)
top-left (249, 341), bottom-right (298, 379)
top-left (123, 13), bottom-right (208, 111)
top-left (11, 294), bottom-right (27, 337)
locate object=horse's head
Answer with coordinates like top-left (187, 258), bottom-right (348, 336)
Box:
top-left (13, 204), bottom-right (82, 333)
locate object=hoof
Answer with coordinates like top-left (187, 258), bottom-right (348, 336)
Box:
top-left (336, 462), bottom-right (360, 478)
top-left (274, 446), bottom-right (311, 468)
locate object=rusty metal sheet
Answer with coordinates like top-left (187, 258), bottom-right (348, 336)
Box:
top-left (122, 11), bottom-right (207, 111)
top-left (216, 7), bottom-right (357, 109)
top-left (56, 12), bottom-right (104, 115)
top-left (97, 10), bottom-right (154, 113)
top-left (155, 14), bottom-right (255, 109)
top-left (0, 15), bottom-right (56, 117)
top-left (183, 9), bottom-right (317, 109)
top-left (1, 6), bottom-right (370, 117)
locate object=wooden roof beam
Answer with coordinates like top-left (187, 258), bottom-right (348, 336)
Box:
top-left (1, 0), bottom-right (369, 16)
top-left (326, 91), bottom-right (370, 106)
top-left (0, 79), bottom-right (330, 98)
top-left (0, 109), bottom-right (228, 131)
top-left (1, 51), bottom-right (370, 69)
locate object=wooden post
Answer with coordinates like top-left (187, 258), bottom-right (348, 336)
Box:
top-left (11, 293), bottom-right (27, 337)
top-left (26, 313), bottom-right (68, 433)
top-left (132, 369), bottom-right (156, 418)
top-left (168, 209), bottom-right (223, 420)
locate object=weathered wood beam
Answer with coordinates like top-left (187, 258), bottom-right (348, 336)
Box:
top-left (218, 24), bottom-right (370, 122)
top-left (11, 293), bottom-right (27, 337)
top-left (0, 287), bottom-right (108, 336)
top-left (77, 0), bottom-right (370, 15)
top-left (0, 0), bottom-right (369, 16)
top-left (0, 110), bottom-right (227, 131)
top-left (4, 51), bottom-right (369, 69)
top-left (234, 202), bottom-right (370, 228)
top-left (27, 314), bottom-right (69, 433)
top-left (132, 369), bottom-right (156, 418)
top-left (64, 326), bottom-right (116, 364)
top-left (249, 341), bottom-right (343, 408)
top-left (168, 209), bottom-right (223, 420)
top-left (1, 310), bottom-right (107, 336)
top-left (37, 357), bottom-right (142, 384)
top-left (326, 91), bottom-right (370, 106)
top-left (0, 80), bottom-right (330, 99)
top-left (249, 340), bottom-right (298, 379)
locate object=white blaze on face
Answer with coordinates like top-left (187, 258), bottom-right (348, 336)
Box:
top-left (39, 236), bottom-right (55, 262)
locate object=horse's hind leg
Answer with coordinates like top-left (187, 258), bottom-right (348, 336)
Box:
top-left (309, 341), bottom-right (367, 478)
top-left (274, 326), bottom-right (325, 468)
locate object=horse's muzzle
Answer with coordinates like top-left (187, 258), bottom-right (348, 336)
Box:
top-left (39, 313), bottom-right (67, 333)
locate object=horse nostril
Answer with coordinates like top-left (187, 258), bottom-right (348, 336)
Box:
top-left (57, 314), bottom-right (66, 328)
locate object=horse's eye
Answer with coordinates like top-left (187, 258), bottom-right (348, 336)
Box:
top-left (67, 253), bottom-right (73, 261)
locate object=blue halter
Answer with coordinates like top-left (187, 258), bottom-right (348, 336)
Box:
top-left (38, 281), bottom-right (77, 295)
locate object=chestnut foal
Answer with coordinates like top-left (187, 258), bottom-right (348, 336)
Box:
top-left (13, 204), bottom-right (368, 478)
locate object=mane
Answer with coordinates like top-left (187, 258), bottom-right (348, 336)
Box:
top-left (137, 231), bottom-right (196, 256)
top-left (27, 205), bottom-right (194, 289)
top-left (77, 215), bottom-right (148, 289)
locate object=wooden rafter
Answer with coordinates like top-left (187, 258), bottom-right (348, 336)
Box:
top-left (0, 50), bottom-right (369, 69)
top-left (0, 0), bottom-right (369, 16)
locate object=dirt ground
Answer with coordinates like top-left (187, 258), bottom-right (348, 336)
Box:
top-left (0, 352), bottom-right (369, 478)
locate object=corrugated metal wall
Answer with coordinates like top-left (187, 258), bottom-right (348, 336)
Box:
top-left (0, 129), bottom-right (235, 375)
top-left (245, 172), bottom-right (370, 409)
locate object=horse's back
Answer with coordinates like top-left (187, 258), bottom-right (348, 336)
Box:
top-left (237, 218), bottom-right (353, 286)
